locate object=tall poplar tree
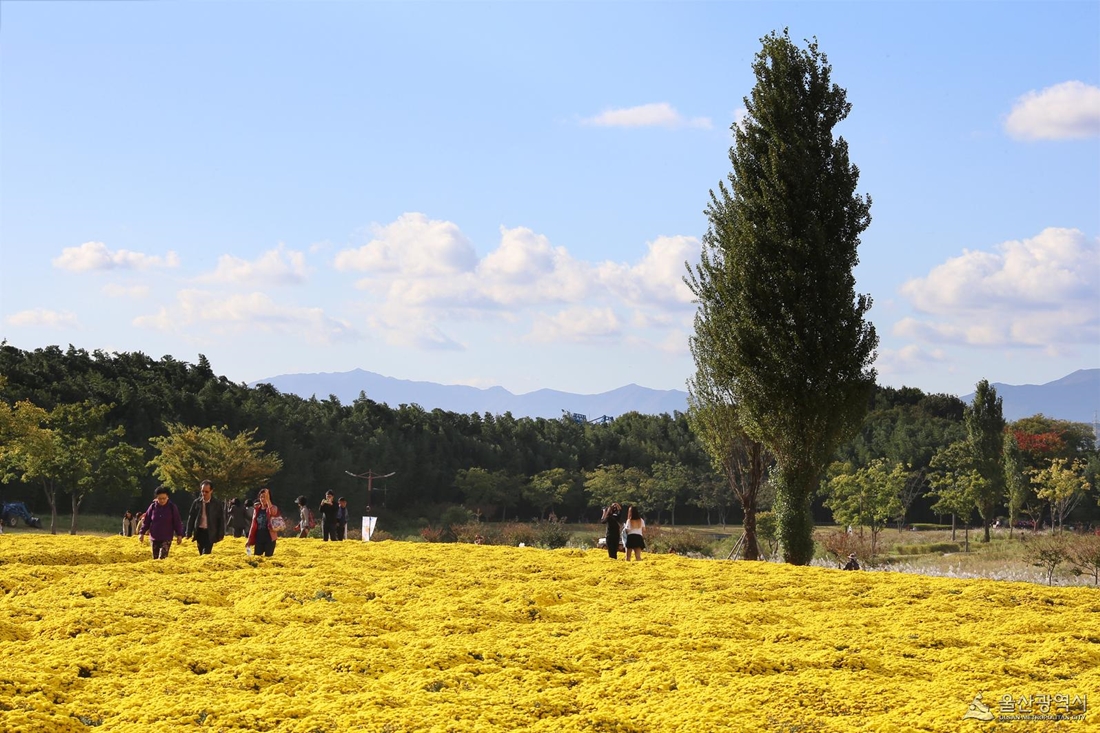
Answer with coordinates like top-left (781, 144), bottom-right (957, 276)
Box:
top-left (687, 30), bottom-right (877, 564)
top-left (965, 379), bottom-right (1006, 542)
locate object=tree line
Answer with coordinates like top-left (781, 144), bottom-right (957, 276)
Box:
top-left (2, 343), bottom-right (1094, 542)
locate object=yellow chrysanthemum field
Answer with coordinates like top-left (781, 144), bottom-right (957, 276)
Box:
top-left (0, 536), bottom-right (1096, 733)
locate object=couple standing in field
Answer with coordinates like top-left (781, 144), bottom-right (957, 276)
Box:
top-left (137, 481), bottom-right (282, 559)
top-left (600, 502), bottom-right (646, 561)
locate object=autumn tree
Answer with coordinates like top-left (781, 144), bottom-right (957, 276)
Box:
top-left (1031, 458), bottom-right (1088, 533)
top-left (822, 459), bottom-right (906, 556)
top-left (686, 30), bottom-right (877, 564)
top-left (148, 423), bottom-right (283, 501)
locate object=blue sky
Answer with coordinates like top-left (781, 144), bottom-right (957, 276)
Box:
top-left (2, 1), bottom-right (1098, 399)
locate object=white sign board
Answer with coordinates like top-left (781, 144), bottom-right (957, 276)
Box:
top-left (361, 516), bottom-right (377, 541)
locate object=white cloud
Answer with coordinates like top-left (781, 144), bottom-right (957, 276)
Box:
top-left (377, 319), bottom-right (465, 351)
top-left (1005, 81), bottom-right (1100, 140)
top-left (581, 102), bottom-right (712, 130)
top-left (332, 213), bottom-right (701, 352)
top-left (597, 235), bottom-right (699, 309)
top-left (53, 241), bottom-right (180, 272)
top-left (201, 244), bottom-right (308, 285)
top-left (874, 344), bottom-right (948, 377)
top-left (334, 213), bottom-right (477, 276)
top-left (134, 289), bottom-right (357, 344)
top-left (897, 227), bottom-right (1099, 348)
top-left (4, 308), bottom-right (79, 329)
top-left (526, 307), bottom-right (622, 344)
top-left (102, 283), bottom-right (150, 299)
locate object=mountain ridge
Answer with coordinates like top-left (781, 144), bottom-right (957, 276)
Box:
top-left (252, 368), bottom-right (1099, 424)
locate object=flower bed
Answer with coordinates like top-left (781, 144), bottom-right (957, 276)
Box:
top-left (0, 535), bottom-right (1096, 731)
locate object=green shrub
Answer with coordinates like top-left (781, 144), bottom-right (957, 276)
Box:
top-left (533, 521), bottom-right (571, 549)
top-left (439, 505), bottom-right (474, 533)
top-left (646, 526), bottom-right (715, 556)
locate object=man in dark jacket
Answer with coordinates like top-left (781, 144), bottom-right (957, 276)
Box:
top-left (139, 486), bottom-right (185, 559)
top-left (185, 480), bottom-right (226, 555)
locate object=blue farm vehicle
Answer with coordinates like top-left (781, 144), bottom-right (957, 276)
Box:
top-left (2, 502), bottom-right (43, 528)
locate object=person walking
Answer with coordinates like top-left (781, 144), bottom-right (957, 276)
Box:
top-left (226, 498), bottom-right (249, 538)
top-left (138, 487), bottom-right (185, 560)
top-left (317, 491), bottom-right (338, 541)
top-left (600, 502), bottom-right (624, 559)
top-left (294, 496), bottom-right (314, 538)
top-left (246, 487), bottom-right (281, 557)
top-left (623, 506), bottom-right (646, 561)
top-left (335, 497), bottom-right (349, 541)
top-left (186, 480), bottom-right (226, 555)
top-left (122, 511), bottom-right (135, 537)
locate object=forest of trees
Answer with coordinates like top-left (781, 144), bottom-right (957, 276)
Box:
top-left (0, 343), bottom-right (1097, 537)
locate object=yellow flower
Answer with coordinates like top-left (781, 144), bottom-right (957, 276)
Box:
top-left (0, 535), bottom-right (1096, 732)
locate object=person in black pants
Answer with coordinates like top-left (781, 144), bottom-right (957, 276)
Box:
top-left (318, 490), bottom-right (339, 541)
top-left (335, 497), bottom-right (349, 541)
top-left (600, 503), bottom-right (624, 559)
top-left (185, 480), bottom-right (226, 555)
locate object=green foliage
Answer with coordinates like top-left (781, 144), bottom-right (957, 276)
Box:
top-left (523, 468), bottom-right (576, 520)
top-left (148, 423), bottom-right (283, 499)
top-left (685, 30), bottom-right (877, 565)
top-left (644, 461), bottom-right (692, 523)
top-left (0, 400), bottom-right (143, 534)
top-left (892, 542), bottom-right (962, 556)
top-left (687, 306), bottom-right (771, 556)
top-left (532, 521), bottom-right (572, 549)
top-left (1031, 458), bottom-right (1088, 531)
top-left (644, 527), bottom-right (716, 556)
top-left (755, 511), bottom-right (778, 557)
top-left (583, 464), bottom-right (649, 509)
top-left (965, 380), bottom-right (1007, 541)
top-left (927, 440), bottom-right (984, 523)
top-left (822, 459), bottom-right (907, 555)
top-left (1002, 432), bottom-right (1028, 534)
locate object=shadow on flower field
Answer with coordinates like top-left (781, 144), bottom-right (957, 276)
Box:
top-left (0, 536), bottom-right (1097, 732)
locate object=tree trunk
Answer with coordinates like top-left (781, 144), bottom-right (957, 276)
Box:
top-left (741, 500), bottom-right (760, 561)
top-left (43, 483), bottom-right (58, 535)
top-left (670, 503), bottom-right (676, 526)
top-left (951, 514), bottom-right (956, 542)
top-left (70, 493), bottom-right (82, 535)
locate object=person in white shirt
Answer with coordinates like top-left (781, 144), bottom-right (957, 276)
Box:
top-left (624, 505), bottom-right (646, 561)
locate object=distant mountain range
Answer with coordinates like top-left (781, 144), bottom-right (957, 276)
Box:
top-left (250, 369), bottom-right (689, 420)
top-left (961, 369), bottom-right (1099, 425)
top-left (252, 368), bottom-right (1099, 424)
